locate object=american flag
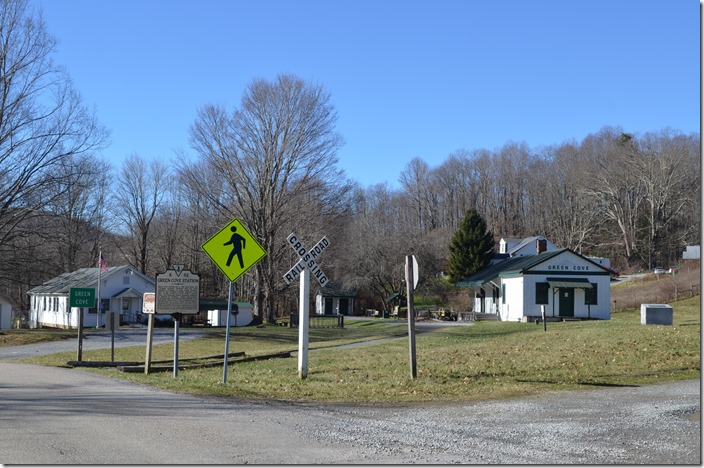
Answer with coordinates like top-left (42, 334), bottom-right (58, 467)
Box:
top-left (99, 253), bottom-right (108, 272)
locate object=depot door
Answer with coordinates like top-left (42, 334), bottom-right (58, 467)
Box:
top-left (558, 288), bottom-right (575, 317)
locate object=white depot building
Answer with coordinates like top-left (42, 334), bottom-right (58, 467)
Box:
top-left (457, 238), bottom-right (612, 321)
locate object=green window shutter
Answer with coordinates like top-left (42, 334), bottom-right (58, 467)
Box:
top-left (536, 282), bottom-right (549, 304)
top-left (585, 283), bottom-right (598, 305)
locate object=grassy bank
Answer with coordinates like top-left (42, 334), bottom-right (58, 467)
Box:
top-left (18, 295), bottom-right (700, 404)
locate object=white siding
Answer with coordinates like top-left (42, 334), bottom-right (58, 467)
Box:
top-left (522, 275), bottom-right (553, 318)
top-left (502, 277), bottom-right (524, 321)
top-left (207, 304), bottom-right (254, 327)
top-left (521, 274), bottom-right (610, 320)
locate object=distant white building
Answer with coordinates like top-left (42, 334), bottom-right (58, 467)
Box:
top-left (683, 245), bottom-right (700, 260)
top-left (206, 301), bottom-right (254, 327)
top-left (316, 288), bottom-right (357, 315)
top-left (28, 265), bottom-right (156, 329)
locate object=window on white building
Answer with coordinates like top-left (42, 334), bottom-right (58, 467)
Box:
top-left (585, 284), bottom-right (598, 305)
top-left (535, 282), bottom-right (549, 304)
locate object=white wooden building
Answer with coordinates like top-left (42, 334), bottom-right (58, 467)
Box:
top-left (315, 288), bottom-right (357, 315)
top-left (28, 265), bottom-right (156, 329)
top-left (457, 248), bottom-right (612, 321)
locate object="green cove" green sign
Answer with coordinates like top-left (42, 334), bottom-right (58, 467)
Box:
top-left (69, 288), bottom-right (95, 308)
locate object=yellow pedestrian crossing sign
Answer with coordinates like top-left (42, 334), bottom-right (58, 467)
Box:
top-left (202, 218), bottom-right (267, 282)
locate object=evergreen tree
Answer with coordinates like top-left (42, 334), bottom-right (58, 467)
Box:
top-left (448, 209), bottom-right (495, 283)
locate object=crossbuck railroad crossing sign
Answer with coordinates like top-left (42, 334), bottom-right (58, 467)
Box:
top-left (284, 233), bottom-right (330, 287)
top-left (284, 232), bottom-right (330, 380)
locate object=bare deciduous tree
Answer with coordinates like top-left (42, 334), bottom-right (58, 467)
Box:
top-left (0, 0), bottom-right (108, 250)
top-left (184, 74), bottom-right (346, 323)
top-left (627, 129), bottom-right (699, 267)
top-left (114, 153), bottom-right (171, 275)
top-left (45, 154), bottom-right (112, 271)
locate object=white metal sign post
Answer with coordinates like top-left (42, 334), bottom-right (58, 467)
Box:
top-left (284, 233), bottom-right (330, 379)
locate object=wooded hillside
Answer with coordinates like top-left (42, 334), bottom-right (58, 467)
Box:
top-left (0, 2), bottom-right (698, 320)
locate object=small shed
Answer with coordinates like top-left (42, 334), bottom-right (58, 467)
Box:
top-left (315, 288), bottom-right (357, 315)
top-left (205, 299), bottom-right (254, 327)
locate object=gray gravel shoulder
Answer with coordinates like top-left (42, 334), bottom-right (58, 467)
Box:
top-left (303, 378), bottom-right (701, 464)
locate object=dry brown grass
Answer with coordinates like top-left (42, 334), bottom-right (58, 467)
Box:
top-left (611, 264), bottom-right (700, 311)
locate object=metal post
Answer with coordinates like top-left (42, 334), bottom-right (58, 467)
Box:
top-left (144, 314), bottom-right (154, 374)
top-left (406, 255), bottom-right (417, 379)
top-left (110, 311), bottom-right (115, 362)
top-left (541, 305), bottom-right (547, 332)
top-left (222, 281), bottom-right (234, 384)
top-left (173, 313), bottom-right (181, 378)
top-left (298, 268), bottom-right (310, 379)
top-left (96, 260), bottom-right (102, 329)
top-left (76, 307), bottom-right (84, 362)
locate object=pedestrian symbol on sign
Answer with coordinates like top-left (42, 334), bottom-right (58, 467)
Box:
top-left (224, 226), bottom-right (246, 269)
top-left (202, 218), bottom-right (267, 283)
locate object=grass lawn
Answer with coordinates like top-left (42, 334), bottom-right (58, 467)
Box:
top-left (14, 295), bottom-right (701, 404)
top-left (0, 328), bottom-right (75, 346)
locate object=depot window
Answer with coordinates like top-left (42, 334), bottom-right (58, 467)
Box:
top-left (535, 282), bottom-right (549, 304)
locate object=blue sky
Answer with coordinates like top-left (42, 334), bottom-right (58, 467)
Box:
top-left (34, 0), bottom-right (699, 188)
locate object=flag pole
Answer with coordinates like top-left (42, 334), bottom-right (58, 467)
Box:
top-left (96, 250), bottom-right (102, 329)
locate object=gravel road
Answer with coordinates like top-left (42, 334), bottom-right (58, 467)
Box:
top-left (0, 362), bottom-right (699, 464)
top-left (1, 323), bottom-right (700, 464)
top-left (306, 379), bottom-right (700, 464)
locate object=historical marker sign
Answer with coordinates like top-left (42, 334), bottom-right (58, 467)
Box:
top-left (156, 266), bottom-right (200, 315)
top-left (202, 218), bottom-right (267, 283)
top-left (70, 288), bottom-right (95, 308)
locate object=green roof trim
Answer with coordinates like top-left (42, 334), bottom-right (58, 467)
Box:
top-left (317, 288), bottom-right (357, 298)
top-left (386, 292), bottom-right (403, 302)
top-left (546, 278), bottom-right (593, 289)
top-left (199, 298), bottom-right (252, 309)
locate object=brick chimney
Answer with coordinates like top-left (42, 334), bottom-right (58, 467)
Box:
top-left (536, 239), bottom-right (547, 253)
